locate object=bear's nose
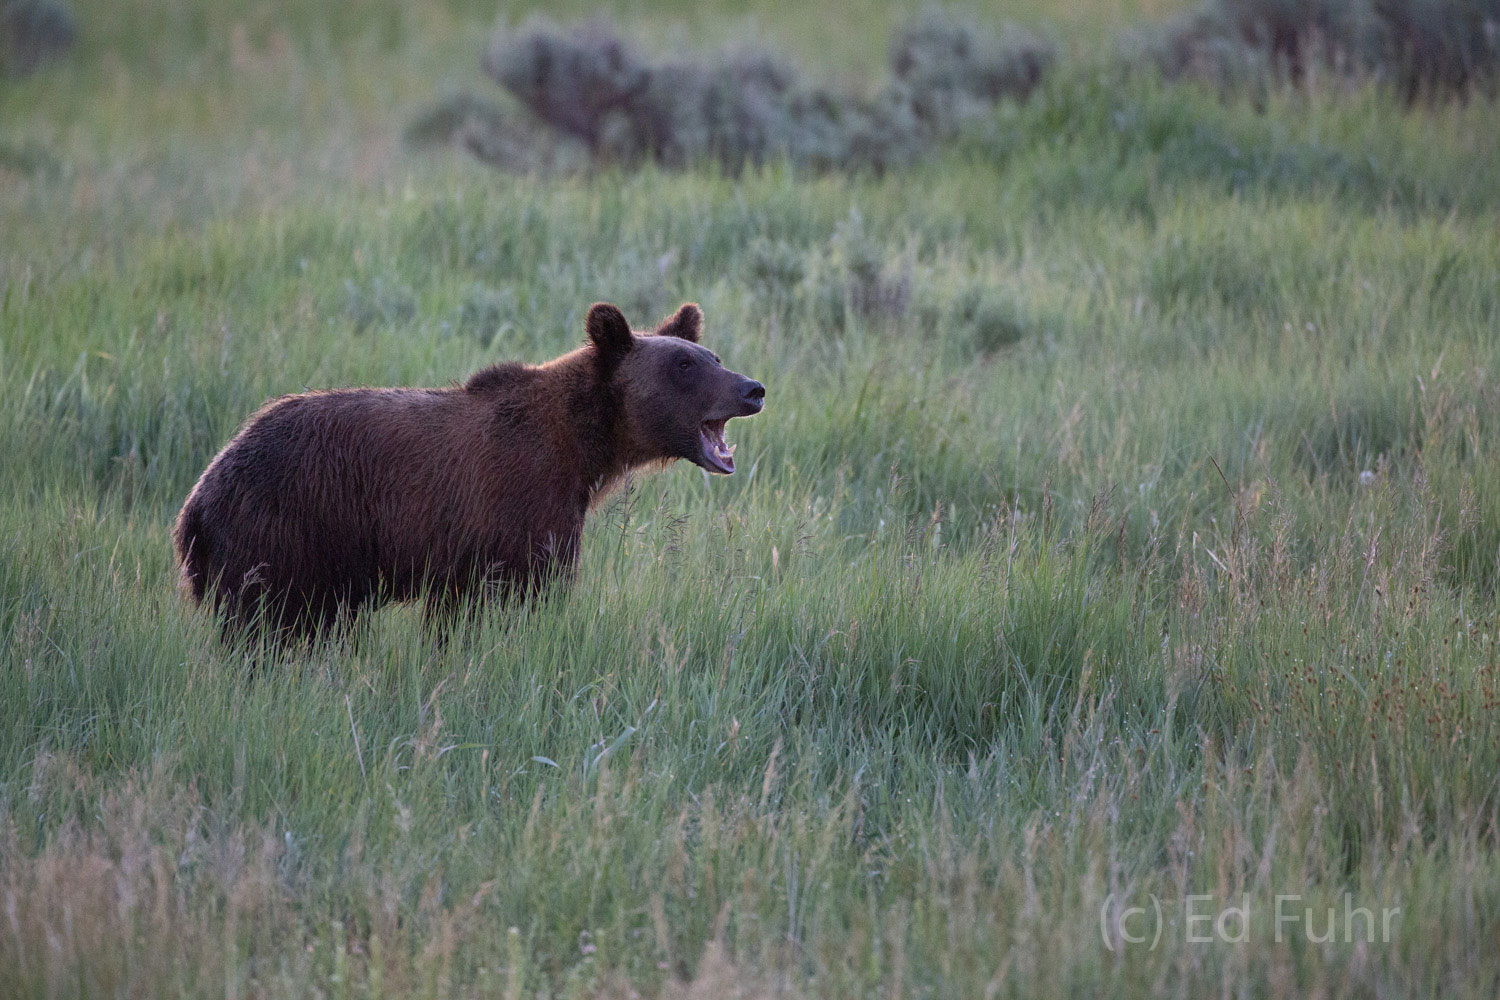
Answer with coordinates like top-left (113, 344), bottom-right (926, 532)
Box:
top-left (740, 379), bottom-right (765, 412)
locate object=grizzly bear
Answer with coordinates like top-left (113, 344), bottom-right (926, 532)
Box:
top-left (173, 302), bottom-right (764, 638)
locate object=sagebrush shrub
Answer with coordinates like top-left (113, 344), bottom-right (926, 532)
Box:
top-left (1374, 0), bottom-right (1500, 97)
top-left (1132, 0), bottom-right (1500, 98)
top-left (888, 6), bottom-right (1056, 130)
top-left (0, 0), bottom-right (75, 76)
top-left (413, 8), bottom-right (1053, 173)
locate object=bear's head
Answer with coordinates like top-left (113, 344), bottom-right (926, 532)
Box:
top-left (587, 302), bottom-right (764, 475)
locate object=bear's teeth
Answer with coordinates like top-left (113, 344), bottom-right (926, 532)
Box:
top-left (701, 420), bottom-right (735, 471)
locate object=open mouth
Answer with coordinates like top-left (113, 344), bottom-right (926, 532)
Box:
top-left (699, 419), bottom-right (737, 474)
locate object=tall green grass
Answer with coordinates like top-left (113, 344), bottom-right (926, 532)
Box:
top-left (4, 1), bottom-right (1500, 996)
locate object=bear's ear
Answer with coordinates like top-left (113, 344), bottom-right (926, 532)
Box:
top-left (656, 303), bottom-right (703, 343)
top-left (586, 303), bottom-right (634, 368)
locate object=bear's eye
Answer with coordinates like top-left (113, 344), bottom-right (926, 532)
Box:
top-left (712, 354), bottom-right (721, 365)
top-left (678, 357), bottom-right (692, 371)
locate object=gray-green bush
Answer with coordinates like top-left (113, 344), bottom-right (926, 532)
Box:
top-left (0, 0), bottom-right (76, 76)
top-left (1133, 0), bottom-right (1500, 99)
top-left (413, 8), bottom-right (1054, 173)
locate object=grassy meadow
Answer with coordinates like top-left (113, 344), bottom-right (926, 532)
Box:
top-left (4, 0), bottom-right (1500, 995)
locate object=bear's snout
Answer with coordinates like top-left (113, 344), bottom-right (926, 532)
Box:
top-left (738, 378), bottom-right (765, 415)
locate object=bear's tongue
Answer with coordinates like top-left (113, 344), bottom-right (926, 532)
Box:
top-left (700, 419), bottom-right (735, 474)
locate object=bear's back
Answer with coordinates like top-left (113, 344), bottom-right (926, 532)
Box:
top-left (464, 362), bottom-right (532, 394)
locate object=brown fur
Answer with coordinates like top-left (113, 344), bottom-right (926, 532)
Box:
top-left (172, 302), bottom-right (763, 639)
